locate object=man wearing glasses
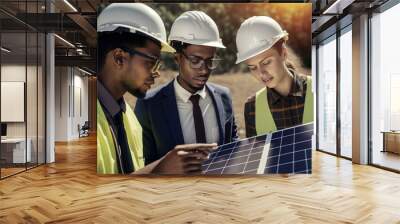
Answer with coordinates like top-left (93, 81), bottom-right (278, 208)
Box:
top-left (135, 11), bottom-right (238, 170)
top-left (97, 4), bottom-right (217, 175)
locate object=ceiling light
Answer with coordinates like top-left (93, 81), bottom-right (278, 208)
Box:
top-left (63, 0), bottom-right (78, 12)
top-left (323, 0), bottom-right (341, 14)
top-left (77, 67), bottom-right (93, 76)
top-left (1, 47), bottom-right (11, 53)
top-left (54, 34), bottom-right (75, 48)
top-left (323, 0), bottom-right (355, 15)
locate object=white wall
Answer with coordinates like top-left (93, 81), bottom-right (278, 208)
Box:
top-left (54, 66), bottom-right (89, 141)
top-left (1, 64), bottom-right (26, 81)
top-left (55, 66), bottom-right (69, 141)
top-left (71, 73), bottom-right (89, 138)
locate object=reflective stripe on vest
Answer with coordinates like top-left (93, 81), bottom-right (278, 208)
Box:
top-left (97, 100), bottom-right (144, 174)
top-left (255, 76), bottom-right (313, 135)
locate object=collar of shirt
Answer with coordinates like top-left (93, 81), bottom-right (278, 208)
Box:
top-left (174, 77), bottom-right (207, 103)
top-left (267, 70), bottom-right (305, 105)
top-left (97, 80), bottom-right (126, 118)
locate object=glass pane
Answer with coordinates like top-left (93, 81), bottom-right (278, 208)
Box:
top-left (73, 68), bottom-right (89, 139)
top-left (340, 29), bottom-right (352, 158)
top-left (27, 0), bottom-right (39, 169)
top-left (38, 32), bottom-right (45, 165)
top-left (27, 31), bottom-right (38, 169)
top-left (317, 36), bottom-right (337, 154)
top-left (0, 1), bottom-right (46, 178)
top-left (371, 4), bottom-right (400, 171)
top-left (1, 31), bottom-right (27, 177)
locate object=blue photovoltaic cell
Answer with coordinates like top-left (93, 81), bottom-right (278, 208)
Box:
top-left (271, 130), bottom-right (282, 139)
top-left (203, 123), bottom-right (313, 174)
top-left (280, 145), bottom-right (294, 154)
top-left (283, 128), bottom-right (294, 136)
top-left (281, 135), bottom-right (294, 145)
top-left (270, 139), bottom-right (281, 149)
top-left (266, 165), bottom-right (277, 173)
top-left (295, 124), bottom-right (312, 134)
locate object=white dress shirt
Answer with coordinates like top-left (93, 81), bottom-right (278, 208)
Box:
top-left (174, 78), bottom-right (220, 144)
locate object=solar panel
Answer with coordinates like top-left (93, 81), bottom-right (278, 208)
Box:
top-left (202, 123), bottom-right (314, 174)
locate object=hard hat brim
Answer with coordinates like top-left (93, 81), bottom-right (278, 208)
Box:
top-left (168, 37), bottom-right (226, 49)
top-left (235, 46), bottom-right (269, 64)
top-left (199, 40), bottom-right (226, 49)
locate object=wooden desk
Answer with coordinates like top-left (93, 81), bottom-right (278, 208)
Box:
top-left (381, 131), bottom-right (400, 154)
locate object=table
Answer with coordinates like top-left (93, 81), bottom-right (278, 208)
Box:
top-left (1, 138), bottom-right (31, 163)
top-left (381, 131), bottom-right (400, 154)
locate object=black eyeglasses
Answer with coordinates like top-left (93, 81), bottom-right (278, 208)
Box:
top-left (120, 47), bottom-right (162, 73)
top-left (181, 50), bottom-right (221, 70)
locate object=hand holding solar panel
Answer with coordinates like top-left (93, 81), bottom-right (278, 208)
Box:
top-left (202, 123), bottom-right (313, 174)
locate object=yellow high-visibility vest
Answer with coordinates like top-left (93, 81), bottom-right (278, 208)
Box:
top-left (97, 99), bottom-right (144, 174)
top-left (255, 76), bottom-right (313, 135)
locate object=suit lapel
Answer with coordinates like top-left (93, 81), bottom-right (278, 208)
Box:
top-left (207, 84), bottom-right (225, 145)
top-left (162, 81), bottom-right (185, 145)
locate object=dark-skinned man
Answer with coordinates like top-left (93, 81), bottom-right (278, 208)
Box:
top-left (135, 11), bottom-right (238, 171)
top-left (97, 4), bottom-right (217, 175)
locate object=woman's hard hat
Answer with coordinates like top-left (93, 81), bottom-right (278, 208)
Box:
top-left (235, 16), bottom-right (288, 64)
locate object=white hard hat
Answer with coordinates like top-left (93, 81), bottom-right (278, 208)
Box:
top-left (235, 16), bottom-right (288, 64)
top-left (97, 3), bottom-right (175, 53)
top-left (168, 11), bottom-right (225, 49)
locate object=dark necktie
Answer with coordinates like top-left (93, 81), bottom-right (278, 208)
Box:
top-left (189, 94), bottom-right (206, 143)
top-left (114, 111), bottom-right (134, 174)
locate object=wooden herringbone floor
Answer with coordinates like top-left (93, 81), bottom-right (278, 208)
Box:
top-left (1, 135), bottom-right (400, 224)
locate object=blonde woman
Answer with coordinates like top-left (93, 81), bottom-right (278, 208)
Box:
top-left (235, 16), bottom-right (313, 137)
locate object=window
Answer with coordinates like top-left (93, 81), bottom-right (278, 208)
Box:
top-left (370, 3), bottom-right (400, 171)
top-left (0, 1), bottom-right (47, 179)
top-left (339, 27), bottom-right (352, 158)
top-left (317, 35), bottom-right (337, 154)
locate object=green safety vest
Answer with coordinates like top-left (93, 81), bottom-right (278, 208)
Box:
top-left (255, 76), bottom-right (313, 135)
top-left (97, 99), bottom-right (144, 174)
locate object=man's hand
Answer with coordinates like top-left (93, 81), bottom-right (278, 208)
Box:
top-left (151, 143), bottom-right (218, 174)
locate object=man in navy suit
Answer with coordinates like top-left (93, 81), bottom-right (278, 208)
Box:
top-left (135, 11), bottom-right (238, 168)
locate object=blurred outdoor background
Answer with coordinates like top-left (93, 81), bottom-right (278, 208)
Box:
top-left (122, 3), bottom-right (312, 138)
